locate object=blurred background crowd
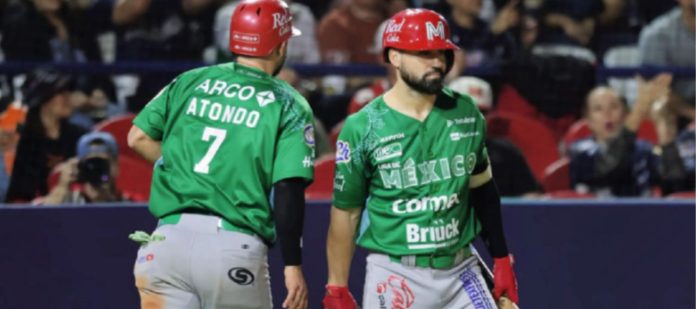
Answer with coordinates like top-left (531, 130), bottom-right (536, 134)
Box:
top-left (0, 0), bottom-right (693, 205)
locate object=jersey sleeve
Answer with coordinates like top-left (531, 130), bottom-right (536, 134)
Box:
top-left (132, 79), bottom-right (176, 140)
top-left (470, 110), bottom-right (493, 188)
top-left (332, 117), bottom-right (369, 209)
top-left (271, 94), bottom-right (315, 184)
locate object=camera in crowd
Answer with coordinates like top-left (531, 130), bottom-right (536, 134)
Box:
top-left (76, 132), bottom-right (118, 186)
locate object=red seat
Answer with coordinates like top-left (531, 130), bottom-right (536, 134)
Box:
top-left (562, 119), bottom-right (659, 153)
top-left (542, 157), bottom-right (570, 192)
top-left (544, 190), bottom-right (596, 199)
top-left (667, 191), bottom-right (696, 200)
top-left (116, 156), bottom-right (152, 201)
top-left (305, 154), bottom-right (335, 200)
top-left (486, 112), bottom-right (560, 182)
top-left (495, 84), bottom-right (577, 142)
top-left (94, 114), bottom-right (140, 160)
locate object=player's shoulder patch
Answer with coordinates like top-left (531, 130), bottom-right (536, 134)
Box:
top-left (303, 123), bottom-right (315, 146)
top-left (336, 139), bottom-right (351, 164)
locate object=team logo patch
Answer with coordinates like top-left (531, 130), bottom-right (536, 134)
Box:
top-left (466, 153), bottom-right (477, 175)
top-left (336, 140), bottom-right (351, 164)
top-left (256, 90), bottom-right (275, 107)
top-left (304, 124), bottom-right (315, 146)
top-left (375, 275), bottom-right (415, 309)
top-left (228, 267), bottom-right (255, 285)
top-left (374, 143), bottom-right (403, 162)
top-left (460, 268), bottom-right (495, 309)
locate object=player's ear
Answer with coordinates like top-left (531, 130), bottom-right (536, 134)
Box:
top-left (388, 49), bottom-right (401, 68)
top-left (276, 41), bottom-right (289, 57)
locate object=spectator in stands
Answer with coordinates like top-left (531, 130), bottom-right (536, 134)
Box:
top-left (317, 0), bottom-right (389, 64)
top-left (5, 68), bottom-right (87, 203)
top-left (69, 77), bottom-right (125, 129)
top-left (568, 74), bottom-right (671, 197)
top-left (112, 0), bottom-right (217, 61)
top-left (0, 95), bottom-right (29, 202)
top-left (214, 0), bottom-right (320, 64)
top-left (112, 0), bottom-right (218, 111)
top-left (537, 0), bottom-right (605, 47)
top-left (445, 0), bottom-right (522, 66)
top-left (450, 76), bottom-right (543, 197)
top-left (37, 131), bottom-right (134, 204)
top-left (636, 0), bottom-right (679, 25)
top-left (1, 0), bottom-right (113, 62)
top-left (639, 0), bottom-right (695, 143)
top-left (658, 123), bottom-right (696, 195)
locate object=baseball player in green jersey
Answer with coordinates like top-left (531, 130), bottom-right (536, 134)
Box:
top-left (323, 9), bottom-right (519, 309)
top-left (127, 1), bottom-right (313, 308)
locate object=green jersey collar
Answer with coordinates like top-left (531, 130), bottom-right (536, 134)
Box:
top-left (225, 62), bottom-right (273, 80)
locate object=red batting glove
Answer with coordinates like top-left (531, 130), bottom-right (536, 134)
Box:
top-left (493, 255), bottom-right (519, 304)
top-left (322, 285), bottom-right (358, 309)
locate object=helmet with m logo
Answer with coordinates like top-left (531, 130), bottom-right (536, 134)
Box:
top-left (381, 9), bottom-right (458, 71)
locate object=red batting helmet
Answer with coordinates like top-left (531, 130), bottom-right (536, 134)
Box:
top-left (229, 0), bottom-right (301, 57)
top-left (381, 9), bottom-right (458, 69)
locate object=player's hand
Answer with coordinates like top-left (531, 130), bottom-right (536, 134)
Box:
top-left (282, 265), bottom-right (308, 309)
top-left (322, 285), bottom-right (358, 309)
top-left (493, 255), bottom-right (519, 304)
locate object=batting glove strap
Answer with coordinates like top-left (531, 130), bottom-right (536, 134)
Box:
top-left (322, 285), bottom-right (358, 309)
top-left (493, 256), bottom-right (519, 304)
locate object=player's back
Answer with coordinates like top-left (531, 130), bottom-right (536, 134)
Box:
top-left (134, 62), bottom-right (314, 239)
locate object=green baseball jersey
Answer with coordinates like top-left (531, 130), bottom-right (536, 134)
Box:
top-left (333, 88), bottom-right (492, 256)
top-left (134, 62), bottom-right (315, 244)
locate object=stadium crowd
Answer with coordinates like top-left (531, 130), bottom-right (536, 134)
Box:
top-left (0, 0), bottom-right (693, 203)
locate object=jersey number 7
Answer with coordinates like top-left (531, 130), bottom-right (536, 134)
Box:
top-left (194, 126), bottom-right (227, 174)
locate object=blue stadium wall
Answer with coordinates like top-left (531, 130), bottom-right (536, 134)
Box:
top-left (0, 200), bottom-right (693, 309)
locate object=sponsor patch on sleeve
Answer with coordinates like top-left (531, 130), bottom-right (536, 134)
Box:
top-left (336, 140), bottom-right (351, 164)
top-left (303, 124), bottom-right (315, 146)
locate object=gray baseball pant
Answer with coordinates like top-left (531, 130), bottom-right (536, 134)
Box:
top-left (362, 252), bottom-right (497, 309)
top-left (133, 213), bottom-right (272, 309)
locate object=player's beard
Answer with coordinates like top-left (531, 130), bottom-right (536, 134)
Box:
top-left (400, 67), bottom-right (445, 95)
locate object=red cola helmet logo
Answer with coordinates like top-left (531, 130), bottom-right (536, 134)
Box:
top-left (376, 275), bottom-right (415, 309)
